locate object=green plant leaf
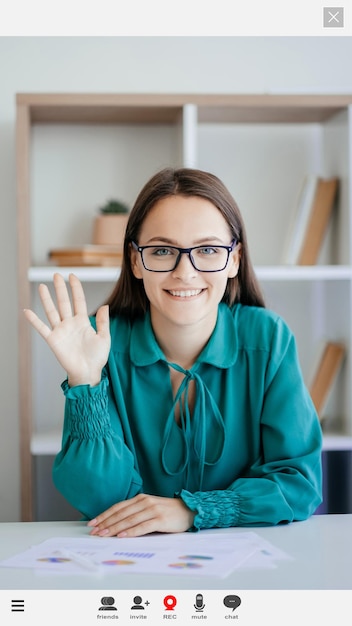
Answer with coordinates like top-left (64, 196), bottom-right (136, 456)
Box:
top-left (99, 199), bottom-right (129, 214)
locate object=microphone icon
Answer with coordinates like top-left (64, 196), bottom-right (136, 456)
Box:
top-left (194, 593), bottom-right (205, 612)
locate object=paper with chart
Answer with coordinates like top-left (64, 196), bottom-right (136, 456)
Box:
top-left (0, 531), bottom-right (293, 577)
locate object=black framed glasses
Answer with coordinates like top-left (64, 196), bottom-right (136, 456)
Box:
top-left (131, 239), bottom-right (238, 272)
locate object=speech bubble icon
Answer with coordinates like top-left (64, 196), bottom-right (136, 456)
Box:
top-left (223, 595), bottom-right (241, 612)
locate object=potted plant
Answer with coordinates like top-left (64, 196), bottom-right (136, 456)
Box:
top-left (92, 199), bottom-right (130, 247)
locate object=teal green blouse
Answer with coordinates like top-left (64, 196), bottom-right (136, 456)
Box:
top-left (53, 303), bottom-right (322, 528)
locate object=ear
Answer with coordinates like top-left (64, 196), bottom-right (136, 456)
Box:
top-left (130, 244), bottom-right (144, 279)
top-left (227, 243), bottom-right (242, 278)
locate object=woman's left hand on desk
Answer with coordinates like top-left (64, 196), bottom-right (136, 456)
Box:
top-left (87, 493), bottom-right (195, 537)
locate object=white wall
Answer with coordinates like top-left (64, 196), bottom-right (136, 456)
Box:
top-left (1, 36), bottom-right (352, 522)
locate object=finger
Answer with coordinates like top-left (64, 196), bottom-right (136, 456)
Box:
top-left (115, 518), bottom-right (160, 538)
top-left (69, 273), bottom-right (89, 317)
top-left (88, 499), bottom-right (139, 529)
top-left (38, 283), bottom-right (61, 328)
top-left (23, 308), bottom-right (51, 340)
top-left (53, 273), bottom-right (73, 320)
top-left (94, 508), bottom-right (158, 538)
top-left (95, 305), bottom-right (110, 339)
top-left (88, 496), bottom-right (148, 533)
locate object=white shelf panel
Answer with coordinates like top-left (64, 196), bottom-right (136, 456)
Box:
top-left (28, 265), bottom-right (352, 283)
top-left (28, 266), bottom-right (121, 282)
top-left (322, 434), bottom-right (352, 451)
top-left (31, 430), bottom-right (352, 456)
top-left (255, 265), bottom-right (352, 281)
top-left (31, 430), bottom-right (62, 455)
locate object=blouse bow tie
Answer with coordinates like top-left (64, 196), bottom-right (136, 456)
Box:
top-left (161, 362), bottom-right (226, 491)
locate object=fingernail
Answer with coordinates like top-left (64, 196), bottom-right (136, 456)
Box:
top-left (98, 529), bottom-right (109, 536)
top-left (117, 531), bottom-right (127, 538)
top-left (87, 518), bottom-right (97, 527)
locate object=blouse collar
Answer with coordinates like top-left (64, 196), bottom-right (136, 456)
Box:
top-left (130, 303), bottom-right (239, 369)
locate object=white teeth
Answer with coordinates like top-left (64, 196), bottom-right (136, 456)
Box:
top-left (169, 289), bottom-right (202, 297)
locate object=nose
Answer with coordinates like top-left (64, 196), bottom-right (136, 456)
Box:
top-left (171, 251), bottom-right (198, 279)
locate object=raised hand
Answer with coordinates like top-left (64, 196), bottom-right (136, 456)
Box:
top-left (24, 273), bottom-right (111, 387)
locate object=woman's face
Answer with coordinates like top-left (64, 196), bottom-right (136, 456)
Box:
top-left (131, 195), bottom-right (241, 334)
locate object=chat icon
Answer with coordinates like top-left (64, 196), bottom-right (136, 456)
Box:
top-left (223, 594), bottom-right (241, 612)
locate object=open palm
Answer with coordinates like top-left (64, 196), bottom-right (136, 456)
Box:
top-left (24, 273), bottom-right (111, 387)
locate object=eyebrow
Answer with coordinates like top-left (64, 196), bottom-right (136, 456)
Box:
top-left (143, 236), bottom-right (227, 245)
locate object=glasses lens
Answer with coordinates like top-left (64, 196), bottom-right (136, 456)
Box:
top-left (142, 246), bottom-right (229, 271)
top-left (191, 246), bottom-right (229, 271)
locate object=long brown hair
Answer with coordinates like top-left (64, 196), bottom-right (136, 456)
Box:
top-left (105, 168), bottom-right (265, 317)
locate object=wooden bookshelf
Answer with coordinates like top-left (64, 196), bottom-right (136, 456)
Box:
top-left (17, 93), bottom-right (352, 520)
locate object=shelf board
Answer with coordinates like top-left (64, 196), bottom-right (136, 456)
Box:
top-left (17, 93), bottom-right (352, 125)
top-left (30, 429), bottom-right (352, 456)
top-left (31, 429), bottom-right (62, 456)
top-left (28, 266), bottom-right (121, 282)
top-left (255, 265), bottom-right (352, 281)
top-left (28, 265), bottom-right (352, 283)
top-left (322, 434), bottom-right (352, 451)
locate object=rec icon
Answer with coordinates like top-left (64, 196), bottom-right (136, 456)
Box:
top-left (163, 594), bottom-right (177, 617)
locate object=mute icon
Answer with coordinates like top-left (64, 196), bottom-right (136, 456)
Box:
top-left (194, 593), bottom-right (205, 612)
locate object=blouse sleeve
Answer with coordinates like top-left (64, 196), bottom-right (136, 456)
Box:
top-left (52, 374), bottom-right (143, 519)
top-left (179, 321), bottom-right (323, 529)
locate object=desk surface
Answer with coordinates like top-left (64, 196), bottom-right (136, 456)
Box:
top-left (0, 515), bottom-right (351, 590)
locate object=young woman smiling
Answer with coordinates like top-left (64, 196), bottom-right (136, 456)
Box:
top-left (24, 168), bottom-right (322, 537)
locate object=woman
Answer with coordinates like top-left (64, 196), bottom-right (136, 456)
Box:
top-left (24, 167), bottom-right (322, 537)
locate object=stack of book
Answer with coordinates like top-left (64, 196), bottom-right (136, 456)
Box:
top-left (48, 245), bottom-right (123, 266)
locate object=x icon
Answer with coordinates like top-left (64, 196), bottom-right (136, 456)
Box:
top-left (323, 7), bottom-right (344, 27)
top-left (328, 10), bottom-right (340, 22)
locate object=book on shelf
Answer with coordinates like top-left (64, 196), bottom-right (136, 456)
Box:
top-left (308, 341), bottom-right (346, 419)
top-left (282, 175), bottom-right (339, 265)
top-left (48, 245), bottom-right (123, 267)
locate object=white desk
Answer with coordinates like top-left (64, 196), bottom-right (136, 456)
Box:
top-left (0, 515), bottom-right (351, 590)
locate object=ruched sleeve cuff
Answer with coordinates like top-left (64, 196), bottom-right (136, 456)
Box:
top-left (61, 376), bottom-right (111, 439)
top-left (178, 489), bottom-right (241, 530)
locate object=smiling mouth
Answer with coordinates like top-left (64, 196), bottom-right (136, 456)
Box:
top-left (167, 289), bottom-right (204, 298)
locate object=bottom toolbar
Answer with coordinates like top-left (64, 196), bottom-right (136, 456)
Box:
top-left (0, 589), bottom-right (349, 625)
